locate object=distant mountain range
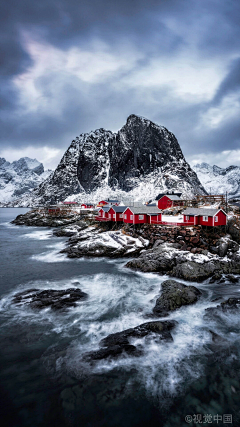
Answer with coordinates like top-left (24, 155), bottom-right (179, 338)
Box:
top-left (5, 115), bottom-right (207, 207)
top-left (193, 163), bottom-right (240, 200)
top-left (0, 157), bottom-right (52, 205)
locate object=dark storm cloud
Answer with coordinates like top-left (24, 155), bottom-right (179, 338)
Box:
top-left (0, 0), bottom-right (240, 166)
top-left (213, 57), bottom-right (240, 105)
top-left (0, 0), bottom-right (185, 77)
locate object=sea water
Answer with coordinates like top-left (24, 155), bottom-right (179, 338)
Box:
top-left (0, 208), bottom-right (239, 426)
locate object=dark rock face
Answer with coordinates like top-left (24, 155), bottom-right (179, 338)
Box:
top-left (108, 115), bottom-right (193, 192)
top-left (126, 243), bottom-right (178, 273)
top-left (171, 261), bottom-right (217, 282)
top-left (12, 288), bottom-right (88, 311)
top-left (13, 115), bottom-right (206, 206)
top-left (126, 242), bottom-right (240, 282)
top-left (83, 320), bottom-right (177, 361)
top-left (153, 279), bottom-right (202, 317)
top-left (77, 129), bottom-right (114, 192)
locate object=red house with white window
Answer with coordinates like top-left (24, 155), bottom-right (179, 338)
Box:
top-left (182, 208), bottom-right (227, 226)
top-left (108, 206), bottom-right (127, 222)
top-left (96, 207), bottom-right (111, 221)
top-left (123, 206), bottom-right (162, 224)
top-left (157, 194), bottom-right (184, 210)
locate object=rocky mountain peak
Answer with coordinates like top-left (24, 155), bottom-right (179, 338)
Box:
top-left (0, 157), bottom-right (10, 167)
top-left (11, 157), bottom-right (44, 175)
top-left (0, 157), bottom-right (51, 205)
top-left (7, 116), bottom-right (207, 206)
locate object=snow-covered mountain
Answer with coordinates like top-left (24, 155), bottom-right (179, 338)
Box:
top-left (9, 115), bottom-right (207, 206)
top-left (0, 157), bottom-right (52, 205)
top-left (193, 163), bottom-right (240, 200)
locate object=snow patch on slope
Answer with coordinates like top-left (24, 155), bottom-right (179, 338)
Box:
top-left (193, 162), bottom-right (240, 199)
top-left (0, 157), bottom-right (52, 205)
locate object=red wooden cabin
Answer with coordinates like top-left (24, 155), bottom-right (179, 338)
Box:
top-left (48, 206), bottom-right (61, 215)
top-left (108, 206), bottom-right (127, 222)
top-left (182, 208), bottom-right (227, 226)
top-left (123, 206), bottom-right (162, 224)
top-left (95, 207), bottom-right (111, 221)
top-left (157, 194), bottom-right (184, 210)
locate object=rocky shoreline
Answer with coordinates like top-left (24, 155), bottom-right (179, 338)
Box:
top-left (11, 210), bottom-right (240, 282)
top-left (126, 241), bottom-right (240, 282)
top-left (11, 209), bottom-right (86, 227)
top-left (8, 210), bottom-right (240, 364)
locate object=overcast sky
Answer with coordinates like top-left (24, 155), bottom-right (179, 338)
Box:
top-left (0, 0), bottom-right (240, 170)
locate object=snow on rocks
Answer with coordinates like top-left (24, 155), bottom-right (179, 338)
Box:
top-left (61, 228), bottom-right (149, 258)
top-left (125, 242), bottom-right (240, 282)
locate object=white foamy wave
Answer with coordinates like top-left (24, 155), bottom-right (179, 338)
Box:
top-left (1, 261), bottom-right (239, 399)
top-left (23, 229), bottom-right (52, 240)
top-left (31, 242), bottom-right (70, 263)
top-left (0, 221), bottom-right (19, 228)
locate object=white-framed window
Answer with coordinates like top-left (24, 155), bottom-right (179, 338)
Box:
top-left (130, 215), bottom-right (133, 220)
top-left (113, 214), bottom-right (116, 218)
top-left (109, 214), bottom-right (111, 219)
top-left (119, 214), bottom-right (123, 218)
top-left (139, 215), bottom-right (144, 220)
top-left (103, 212), bottom-right (105, 217)
top-left (124, 214), bottom-right (127, 219)
top-left (186, 215), bottom-right (189, 220)
top-left (203, 216), bottom-right (208, 221)
top-left (214, 216), bottom-right (218, 222)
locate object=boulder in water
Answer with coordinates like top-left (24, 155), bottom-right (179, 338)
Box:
top-left (153, 279), bottom-right (202, 317)
top-left (83, 320), bottom-right (177, 361)
top-left (12, 288), bottom-right (88, 311)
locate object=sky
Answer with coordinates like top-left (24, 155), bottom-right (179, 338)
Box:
top-left (0, 0), bottom-right (240, 170)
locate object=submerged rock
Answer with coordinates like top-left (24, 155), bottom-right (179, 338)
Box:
top-left (12, 288), bottom-right (88, 311)
top-left (153, 279), bottom-right (202, 317)
top-left (83, 320), bottom-right (177, 361)
top-left (205, 298), bottom-right (240, 320)
top-left (209, 330), bottom-right (228, 344)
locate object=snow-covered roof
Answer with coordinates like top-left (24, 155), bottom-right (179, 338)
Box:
top-left (100, 206), bottom-right (111, 212)
top-left (182, 207), bottom-right (224, 216)
top-left (111, 206), bottom-right (128, 213)
top-left (164, 195), bottom-right (181, 201)
top-left (155, 192), bottom-right (182, 201)
top-left (125, 206), bottom-right (162, 215)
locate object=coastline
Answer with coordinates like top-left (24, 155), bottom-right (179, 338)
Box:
top-left (11, 209), bottom-right (240, 283)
